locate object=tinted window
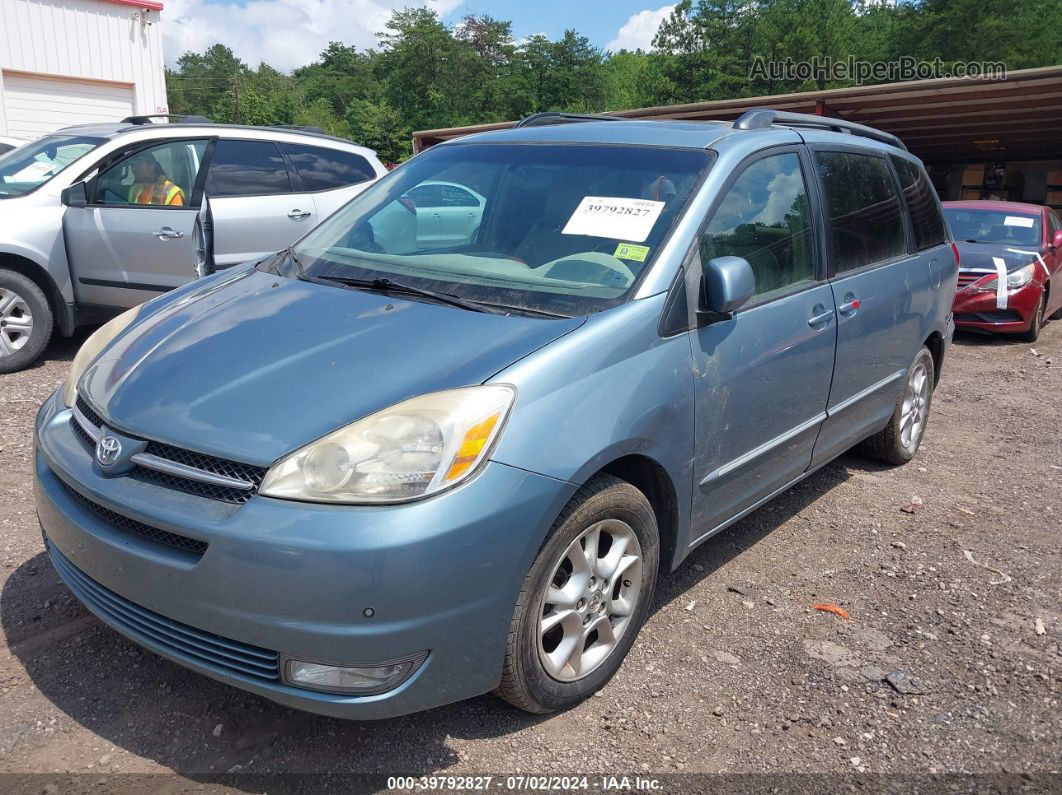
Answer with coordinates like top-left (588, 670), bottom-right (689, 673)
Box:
top-left (206, 140), bottom-right (291, 197)
top-left (282, 143), bottom-right (375, 192)
top-left (701, 153), bottom-right (816, 299)
top-left (891, 155), bottom-right (947, 250)
top-left (817, 151), bottom-right (906, 272)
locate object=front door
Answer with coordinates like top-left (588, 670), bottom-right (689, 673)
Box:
top-left (63, 138), bottom-right (210, 309)
top-left (689, 148), bottom-right (836, 542)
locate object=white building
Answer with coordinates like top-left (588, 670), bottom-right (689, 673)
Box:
top-left (0, 0), bottom-right (168, 140)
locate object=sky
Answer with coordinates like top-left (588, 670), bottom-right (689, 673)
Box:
top-left (161, 0), bottom-right (677, 72)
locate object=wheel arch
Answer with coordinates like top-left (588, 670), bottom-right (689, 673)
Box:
top-left (0, 251), bottom-right (75, 336)
top-left (593, 454), bottom-right (681, 577)
top-left (922, 330), bottom-right (944, 386)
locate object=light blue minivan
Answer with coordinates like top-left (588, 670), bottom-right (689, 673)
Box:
top-left (34, 110), bottom-right (956, 718)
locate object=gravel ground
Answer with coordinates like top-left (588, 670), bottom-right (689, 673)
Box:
top-left (0, 322), bottom-right (1059, 788)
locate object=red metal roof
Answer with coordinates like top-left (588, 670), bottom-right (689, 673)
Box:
top-left (101, 0), bottom-right (164, 11)
top-left (942, 200), bottom-right (1045, 215)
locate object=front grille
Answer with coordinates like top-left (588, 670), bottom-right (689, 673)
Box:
top-left (956, 272), bottom-right (986, 289)
top-left (133, 442), bottom-right (266, 505)
top-left (954, 310), bottom-right (1022, 324)
top-left (48, 541), bottom-right (280, 683)
top-left (76, 395), bottom-right (105, 428)
top-left (60, 480), bottom-right (208, 557)
top-left (71, 395), bottom-right (266, 505)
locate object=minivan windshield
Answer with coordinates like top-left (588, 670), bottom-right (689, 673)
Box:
top-left (292, 143), bottom-right (712, 317)
top-left (0, 134), bottom-right (103, 199)
top-left (944, 207), bottom-right (1041, 248)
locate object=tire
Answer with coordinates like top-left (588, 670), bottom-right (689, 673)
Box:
top-left (495, 474), bottom-right (659, 713)
top-left (859, 347), bottom-right (935, 466)
top-left (1017, 291), bottom-right (1046, 342)
top-left (0, 270), bottom-right (53, 374)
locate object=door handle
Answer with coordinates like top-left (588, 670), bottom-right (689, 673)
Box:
top-left (838, 296), bottom-right (861, 315)
top-left (808, 308), bottom-right (834, 326)
top-left (152, 227), bottom-right (183, 240)
top-left (288, 209), bottom-right (311, 220)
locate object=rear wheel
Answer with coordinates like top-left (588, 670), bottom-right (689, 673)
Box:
top-left (495, 474), bottom-right (658, 713)
top-left (0, 270), bottom-right (52, 374)
top-left (1018, 291), bottom-right (1046, 342)
top-left (859, 347), bottom-right (934, 465)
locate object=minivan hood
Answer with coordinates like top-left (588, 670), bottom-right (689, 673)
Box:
top-left (955, 241), bottom-right (1042, 273)
top-left (80, 269), bottom-right (584, 466)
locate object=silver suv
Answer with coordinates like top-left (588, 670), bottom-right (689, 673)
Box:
top-left (0, 117), bottom-right (387, 372)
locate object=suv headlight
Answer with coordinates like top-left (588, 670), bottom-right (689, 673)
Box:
top-left (259, 385), bottom-right (515, 503)
top-left (63, 307), bottom-right (140, 407)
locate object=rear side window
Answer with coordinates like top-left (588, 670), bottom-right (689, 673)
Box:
top-left (891, 156), bottom-right (947, 250)
top-left (282, 144), bottom-right (376, 192)
top-left (701, 152), bottom-right (816, 299)
top-left (407, 182), bottom-right (481, 208)
top-left (816, 151), bottom-right (906, 272)
top-left (206, 140), bottom-right (291, 197)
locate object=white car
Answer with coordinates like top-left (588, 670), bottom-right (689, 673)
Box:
top-left (371, 181), bottom-right (486, 253)
top-left (0, 135), bottom-right (26, 155)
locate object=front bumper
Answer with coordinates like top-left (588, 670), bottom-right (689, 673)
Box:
top-left (34, 389), bottom-right (575, 719)
top-left (952, 281), bottom-right (1042, 333)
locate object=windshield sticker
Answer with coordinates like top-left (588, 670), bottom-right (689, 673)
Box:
top-left (8, 160), bottom-right (56, 182)
top-left (562, 197), bottom-right (665, 243)
top-left (613, 243), bottom-right (650, 262)
top-left (1003, 215), bottom-right (1035, 228)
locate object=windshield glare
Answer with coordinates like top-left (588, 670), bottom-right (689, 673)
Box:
top-left (945, 208), bottom-right (1042, 248)
top-left (293, 143), bottom-right (712, 317)
top-left (0, 135), bottom-right (102, 198)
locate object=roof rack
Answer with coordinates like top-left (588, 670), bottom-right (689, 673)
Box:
top-left (121, 114), bottom-right (213, 125)
top-left (733, 109), bottom-right (906, 151)
top-left (270, 124), bottom-right (327, 135)
top-left (515, 112), bottom-right (623, 129)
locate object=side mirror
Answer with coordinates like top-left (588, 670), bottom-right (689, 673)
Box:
top-left (1051, 229), bottom-right (1062, 251)
top-left (61, 181), bottom-right (88, 208)
top-left (699, 256), bottom-right (755, 319)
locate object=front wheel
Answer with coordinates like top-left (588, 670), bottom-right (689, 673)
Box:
top-left (0, 270), bottom-right (53, 374)
top-left (495, 474), bottom-right (659, 713)
top-left (859, 347), bottom-right (935, 465)
top-left (1017, 290), bottom-right (1046, 342)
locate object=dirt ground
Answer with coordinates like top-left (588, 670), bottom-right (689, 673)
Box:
top-left (0, 321), bottom-right (1059, 790)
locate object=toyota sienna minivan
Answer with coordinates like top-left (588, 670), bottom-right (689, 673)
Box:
top-left (34, 110), bottom-right (956, 718)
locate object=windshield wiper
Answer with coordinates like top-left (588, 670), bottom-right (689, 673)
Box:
top-left (459, 299), bottom-right (570, 319)
top-left (302, 272), bottom-right (488, 314)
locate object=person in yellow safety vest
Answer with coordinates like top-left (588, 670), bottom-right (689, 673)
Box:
top-left (128, 153), bottom-right (185, 206)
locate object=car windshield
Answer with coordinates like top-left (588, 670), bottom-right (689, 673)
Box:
top-left (0, 134), bottom-right (103, 198)
top-left (944, 208), bottom-right (1041, 248)
top-left (292, 142), bottom-right (712, 317)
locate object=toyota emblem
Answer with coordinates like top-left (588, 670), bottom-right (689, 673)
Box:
top-left (95, 435), bottom-right (122, 467)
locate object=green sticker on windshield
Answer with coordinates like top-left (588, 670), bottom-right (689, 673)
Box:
top-left (614, 243), bottom-right (650, 262)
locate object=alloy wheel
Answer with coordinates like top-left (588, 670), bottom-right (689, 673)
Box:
top-left (537, 519), bottom-right (643, 682)
top-left (0, 287), bottom-right (33, 358)
top-left (899, 361), bottom-right (929, 452)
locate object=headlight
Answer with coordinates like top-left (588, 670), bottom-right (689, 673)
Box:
top-left (63, 307), bottom-right (140, 407)
top-left (259, 385), bottom-right (516, 503)
top-left (1006, 263), bottom-right (1035, 289)
top-left (972, 263), bottom-right (1036, 293)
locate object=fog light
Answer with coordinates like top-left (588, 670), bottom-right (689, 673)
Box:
top-left (282, 653), bottom-right (426, 695)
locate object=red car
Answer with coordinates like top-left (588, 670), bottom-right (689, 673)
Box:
top-left (943, 200), bottom-right (1062, 342)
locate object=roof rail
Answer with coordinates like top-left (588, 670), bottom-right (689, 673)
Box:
top-left (515, 112), bottom-right (623, 129)
top-left (121, 114), bottom-right (212, 125)
top-left (270, 124), bottom-right (327, 135)
top-left (733, 109), bottom-right (907, 151)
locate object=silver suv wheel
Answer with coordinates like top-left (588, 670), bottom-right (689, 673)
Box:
top-left (0, 287), bottom-right (33, 358)
top-left (899, 360), bottom-right (929, 453)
